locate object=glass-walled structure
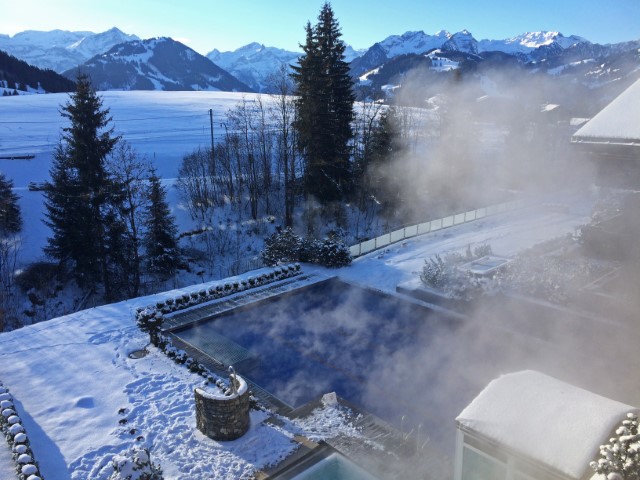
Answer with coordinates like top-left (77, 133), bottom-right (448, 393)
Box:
top-left (454, 371), bottom-right (637, 480)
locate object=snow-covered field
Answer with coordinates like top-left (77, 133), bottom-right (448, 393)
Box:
top-left (0, 91), bottom-right (266, 264)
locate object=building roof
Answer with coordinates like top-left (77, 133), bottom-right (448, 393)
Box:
top-left (456, 370), bottom-right (637, 479)
top-left (572, 78), bottom-right (640, 146)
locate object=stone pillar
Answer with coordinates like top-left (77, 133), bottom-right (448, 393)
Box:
top-left (194, 375), bottom-right (250, 441)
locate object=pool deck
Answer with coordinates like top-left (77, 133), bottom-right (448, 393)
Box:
top-left (257, 395), bottom-right (452, 479)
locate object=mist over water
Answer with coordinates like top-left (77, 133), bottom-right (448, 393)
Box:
top-left (354, 68), bottom-right (640, 477)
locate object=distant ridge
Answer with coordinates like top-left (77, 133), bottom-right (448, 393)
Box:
top-left (64, 37), bottom-right (252, 92)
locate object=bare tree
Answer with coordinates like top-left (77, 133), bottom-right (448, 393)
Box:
top-left (351, 99), bottom-right (386, 238)
top-left (228, 98), bottom-right (264, 221)
top-left (253, 95), bottom-right (275, 215)
top-left (268, 64), bottom-right (299, 227)
top-left (106, 141), bottom-right (150, 297)
top-left (177, 147), bottom-right (216, 223)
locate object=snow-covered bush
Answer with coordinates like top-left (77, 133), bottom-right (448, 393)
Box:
top-left (590, 412), bottom-right (640, 480)
top-left (420, 247), bottom-right (494, 300)
top-left (312, 238), bottom-right (352, 267)
top-left (110, 447), bottom-right (163, 480)
top-left (473, 244), bottom-right (493, 258)
top-left (136, 309), bottom-right (164, 346)
top-left (420, 254), bottom-right (448, 289)
top-left (262, 227), bottom-right (351, 268)
top-left (262, 227), bottom-right (305, 266)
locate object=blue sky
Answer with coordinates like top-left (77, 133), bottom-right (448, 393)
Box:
top-left (3, 0), bottom-right (639, 54)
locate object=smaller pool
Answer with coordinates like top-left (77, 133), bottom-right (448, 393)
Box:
top-left (290, 453), bottom-right (377, 480)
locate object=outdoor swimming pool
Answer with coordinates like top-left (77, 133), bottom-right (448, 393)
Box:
top-left (172, 278), bottom-right (456, 425)
top-left (289, 453), bottom-right (377, 480)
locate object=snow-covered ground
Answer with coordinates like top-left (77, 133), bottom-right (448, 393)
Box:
top-left (0, 435), bottom-right (13, 479)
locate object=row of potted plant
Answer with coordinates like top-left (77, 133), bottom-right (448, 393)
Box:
top-left (0, 382), bottom-right (43, 480)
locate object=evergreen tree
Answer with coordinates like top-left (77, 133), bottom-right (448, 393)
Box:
top-left (43, 74), bottom-right (120, 297)
top-left (292, 2), bottom-right (355, 204)
top-left (0, 174), bottom-right (22, 236)
top-left (0, 173), bottom-right (22, 329)
top-left (143, 173), bottom-right (180, 280)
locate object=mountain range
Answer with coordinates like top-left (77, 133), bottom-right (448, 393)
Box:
top-left (64, 37), bottom-right (251, 92)
top-left (0, 27), bottom-right (139, 73)
top-left (0, 27), bottom-right (639, 97)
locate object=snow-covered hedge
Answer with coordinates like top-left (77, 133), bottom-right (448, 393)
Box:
top-left (262, 228), bottom-right (351, 268)
top-left (136, 264), bottom-right (302, 345)
top-left (0, 382), bottom-right (43, 480)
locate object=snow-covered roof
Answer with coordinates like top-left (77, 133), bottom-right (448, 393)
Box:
top-left (456, 370), bottom-right (637, 479)
top-left (572, 78), bottom-right (640, 146)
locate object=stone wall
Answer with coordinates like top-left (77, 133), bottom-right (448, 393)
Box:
top-left (194, 376), bottom-right (250, 441)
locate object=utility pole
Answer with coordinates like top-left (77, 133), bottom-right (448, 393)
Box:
top-left (209, 108), bottom-right (215, 174)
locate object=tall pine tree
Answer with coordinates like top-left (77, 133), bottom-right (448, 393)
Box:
top-left (0, 173), bottom-right (22, 329)
top-left (43, 74), bottom-right (120, 297)
top-left (143, 173), bottom-right (180, 281)
top-left (292, 2), bottom-right (355, 205)
top-left (0, 173), bottom-right (21, 236)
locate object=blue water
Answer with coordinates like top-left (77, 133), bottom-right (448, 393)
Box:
top-left (290, 453), bottom-right (377, 480)
top-left (174, 279), bottom-right (452, 423)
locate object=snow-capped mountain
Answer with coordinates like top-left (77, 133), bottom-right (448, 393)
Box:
top-left (353, 29), bottom-right (589, 77)
top-left (207, 42), bottom-right (300, 92)
top-left (65, 37), bottom-right (251, 92)
top-left (207, 42), bottom-right (363, 93)
top-left (442, 30), bottom-right (479, 55)
top-left (477, 31), bottom-right (586, 57)
top-left (353, 28), bottom-right (640, 95)
top-left (378, 30), bottom-right (451, 58)
top-left (350, 30), bottom-right (451, 76)
top-left (0, 27), bottom-right (139, 73)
